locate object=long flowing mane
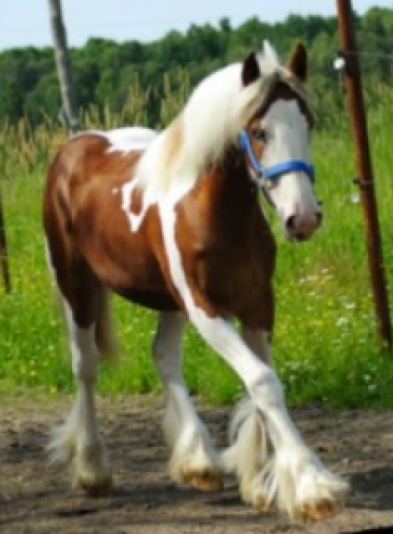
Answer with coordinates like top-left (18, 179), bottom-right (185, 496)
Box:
top-left (133, 42), bottom-right (310, 202)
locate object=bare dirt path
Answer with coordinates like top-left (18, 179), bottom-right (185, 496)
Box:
top-left (1, 396), bottom-right (393, 534)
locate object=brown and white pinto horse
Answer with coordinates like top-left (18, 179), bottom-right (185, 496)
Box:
top-left (43, 42), bottom-right (348, 521)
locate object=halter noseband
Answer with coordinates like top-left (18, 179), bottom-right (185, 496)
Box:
top-left (238, 129), bottom-right (315, 185)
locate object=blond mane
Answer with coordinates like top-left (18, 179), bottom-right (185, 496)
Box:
top-left (134, 42), bottom-right (310, 201)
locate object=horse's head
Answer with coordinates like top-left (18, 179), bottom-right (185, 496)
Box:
top-left (239, 42), bottom-right (321, 241)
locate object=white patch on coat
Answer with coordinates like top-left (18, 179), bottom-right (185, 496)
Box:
top-left (121, 179), bottom-right (149, 232)
top-left (105, 127), bottom-right (157, 153)
top-left (71, 127), bottom-right (158, 153)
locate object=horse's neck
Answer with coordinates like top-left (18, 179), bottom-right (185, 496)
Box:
top-left (211, 152), bottom-right (265, 223)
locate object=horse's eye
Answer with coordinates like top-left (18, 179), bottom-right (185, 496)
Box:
top-left (252, 128), bottom-right (267, 143)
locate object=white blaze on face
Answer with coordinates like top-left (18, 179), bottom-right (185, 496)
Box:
top-left (260, 99), bottom-right (321, 239)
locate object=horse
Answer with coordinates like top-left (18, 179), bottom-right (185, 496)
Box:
top-left (43, 41), bottom-right (348, 521)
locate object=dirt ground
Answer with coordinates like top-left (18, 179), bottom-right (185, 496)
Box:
top-left (1, 396), bottom-right (393, 534)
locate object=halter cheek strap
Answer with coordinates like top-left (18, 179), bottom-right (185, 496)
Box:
top-left (238, 129), bottom-right (315, 184)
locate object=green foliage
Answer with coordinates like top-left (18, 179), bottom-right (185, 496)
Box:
top-left (2, 7), bottom-right (393, 130)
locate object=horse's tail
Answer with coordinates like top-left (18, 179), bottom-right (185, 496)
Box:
top-left (96, 288), bottom-right (119, 361)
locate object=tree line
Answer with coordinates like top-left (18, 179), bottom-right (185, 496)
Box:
top-left (1, 6), bottom-right (393, 130)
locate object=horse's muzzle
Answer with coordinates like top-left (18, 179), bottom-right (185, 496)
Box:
top-left (285, 211), bottom-right (323, 241)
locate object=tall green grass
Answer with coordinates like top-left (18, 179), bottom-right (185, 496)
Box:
top-left (1, 94), bottom-right (393, 408)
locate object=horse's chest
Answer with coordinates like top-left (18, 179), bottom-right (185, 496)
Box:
top-left (207, 239), bottom-right (273, 295)
top-left (181, 222), bottom-right (275, 317)
top-left (175, 185), bottom-right (276, 316)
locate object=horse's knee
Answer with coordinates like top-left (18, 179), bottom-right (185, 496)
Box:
top-left (248, 367), bottom-right (285, 411)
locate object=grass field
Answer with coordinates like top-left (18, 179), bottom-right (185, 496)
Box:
top-left (1, 99), bottom-right (393, 408)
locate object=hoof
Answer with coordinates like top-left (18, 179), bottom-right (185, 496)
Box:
top-left (239, 483), bottom-right (274, 513)
top-left (254, 496), bottom-right (273, 513)
top-left (74, 472), bottom-right (113, 498)
top-left (184, 470), bottom-right (223, 492)
top-left (302, 499), bottom-right (337, 521)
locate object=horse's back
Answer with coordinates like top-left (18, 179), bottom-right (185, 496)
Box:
top-left (44, 126), bottom-right (159, 228)
top-left (45, 127), bottom-right (156, 197)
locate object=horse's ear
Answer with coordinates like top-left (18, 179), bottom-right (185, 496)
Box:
top-left (287, 42), bottom-right (307, 81)
top-left (242, 52), bottom-right (261, 86)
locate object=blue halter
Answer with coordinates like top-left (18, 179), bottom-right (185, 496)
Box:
top-left (238, 129), bottom-right (315, 184)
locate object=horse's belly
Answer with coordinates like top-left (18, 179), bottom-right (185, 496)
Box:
top-left (79, 232), bottom-right (178, 311)
top-left (91, 253), bottom-right (178, 311)
top-left (115, 286), bottom-right (179, 311)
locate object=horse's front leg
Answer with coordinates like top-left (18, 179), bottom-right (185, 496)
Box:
top-left (153, 311), bottom-right (223, 492)
top-left (222, 327), bottom-right (274, 510)
top-left (183, 309), bottom-right (348, 521)
top-left (160, 202), bottom-right (348, 521)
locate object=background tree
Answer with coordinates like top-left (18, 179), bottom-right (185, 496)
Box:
top-left (1, 7), bottom-right (393, 130)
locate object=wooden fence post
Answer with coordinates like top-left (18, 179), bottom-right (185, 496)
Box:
top-left (336, 0), bottom-right (392, 349)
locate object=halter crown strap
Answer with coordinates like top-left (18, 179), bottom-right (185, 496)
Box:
top-left (238, 129), bottom-right (315, 183)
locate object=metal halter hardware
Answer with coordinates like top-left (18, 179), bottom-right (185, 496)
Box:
top-left (238, 129), bottom-right (316, 185)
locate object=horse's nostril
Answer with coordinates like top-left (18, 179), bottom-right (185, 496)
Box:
top-left (286, 215), bottom-right (296, 232)
top-left (286, 213), bottom-right (322, 233)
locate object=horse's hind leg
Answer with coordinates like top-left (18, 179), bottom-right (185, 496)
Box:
top-left (153, 311), bottom-right (223, 492)
top-left (47, 253), bottom-right (113, 496)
